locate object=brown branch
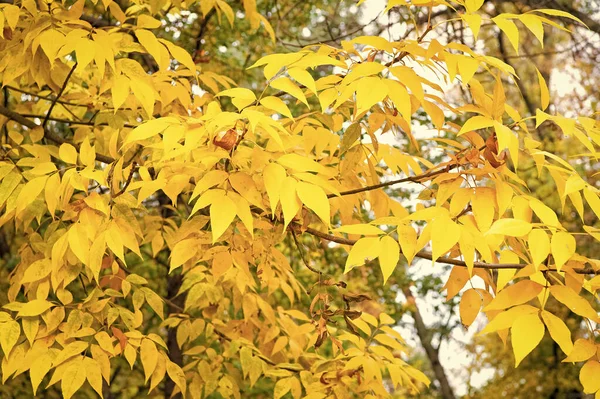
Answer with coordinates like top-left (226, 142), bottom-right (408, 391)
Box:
top-left (17, 113), bottom-right (136, 128)
top-left (0, 104), bottom-right (116, 164)
top-left (195, 8), bottom-right (217, 54)
top-left (329, 164), bottom-right (458, 198)
top-left (43, 63), bottom-right (77, 129)
top-left (112, 161), bottom-right (137, 199)
top-left (301, 226), bottom-right (600, 275)
top-left (290, 229), bottom-right (322, 274)
top-left (6, 86), bottom-right (90, 108)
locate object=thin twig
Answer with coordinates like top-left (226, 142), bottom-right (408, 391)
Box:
top-left (112, 161), bottom-right (137, 199)
top-left (43, 63), bottom-right (77, 129)
top-left (329, 164), bottom-right (458, 198)
top-left (291, 229), bottom-right (322, 274)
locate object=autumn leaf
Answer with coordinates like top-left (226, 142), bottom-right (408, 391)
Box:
top-left (511, 312), bottom-right (544, 366)
top-left (485, 280), bottom-right (544, 311)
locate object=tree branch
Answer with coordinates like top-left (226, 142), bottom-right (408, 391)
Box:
top-left (0, 104), bottom-right (116, 164)
top-left (301, 226), bottom-right (599, 275)
top-left (43, 62), bottom-right (77, 129)
top-left (329, 164), bottom-right (458, 198)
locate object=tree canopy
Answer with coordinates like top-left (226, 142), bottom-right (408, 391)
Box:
top-left (0, 0), bottom-right (599, 398)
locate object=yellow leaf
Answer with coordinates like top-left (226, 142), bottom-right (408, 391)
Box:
top-left (112, 74), bottom-right (130, 111)
top-left (535, 68), bottom-right (550, 111)
top-left (583, 188), bottom-right (600, 218)
top-left (21, 258), bottom-right (52, 283)
top-left (345, 237), bottom-right (381, 273)
top-left (397, 224), bottom-right (417, 264)
top-left (231, 193), bottom-right (253, 237)
top-left (274, 377), bottom-right (293, 399)
top-left (471, 188), bottom-right (495, 231)
top-left (62, 359), bottom-right (87, 399)
top-left (17, 299), bottom-right (54, 316)
top-left (270, 77), bottom-right (308, 106)
top-left (135, 29), bottom-right (164, 69)
top-left (462, 13), bottom-right (482, 39)
top-left (486, 218), bottom-right (532, 237)
top-left (216, 0), bottom-right (234, 25)
top-left (22, 317), bottom-right (39, 345)
top-left (528, 229), bottom-right (550, 269)
top-left (456, 55), bottom-right (480, 85)
top-left (141, 338), bottom-right (158, 382)
top-left (263, 163), bottom-right (286, 216)
top-left (465, 0), bottom-right (484, 12)
top-left (563, 338), bottom-right (597, 363)
top-left (296, 182), bottom-right (330, 225)
top-left (386, 81), bottom-right (412, 123)
top-left (479, 305), bottom-right (539, 335)
top-left (378, 236), bottom-right (399, 283)
top-left (511, 312), bottom-right (544, 366)
top-left (580, 360), bottom-right (600, 394)
top-left (190, 170), bottom-right (229, 200)
top-left (130, 78), bottom-right (156, 117)
top-left (550, 285), bottom-right (599, 322)
top-left (161, 40), bottom-right (196, 72)
top-left (212, 250), bottom-right (233, 280)
top-left (430, 215), bottom-right (460, 261)
top-left (541, 310), bottom-right (573, 355)
top-left (288, 67), bottom-right (317, 94)
top-left (39, 29), bottom-right (66, 64)
top-left (280, 177), bottom-right (300, 230)
top-left (519, 14), bottom-right (544, 46)
top-left (260, 96), bottom-right (293, 119)
top-left (79, 137), bottom-right (96, 167)
top-left (59, 144), bottom-right (78, 165)
top-left (388, 66), bottom-right (424, 100)
top-left (271, 336), bottom-right (287, 355)
top-left (137, 14), bottom-right (162, 29)
top-left (210, 194), bottom-right (237, 242)
top-left (217, 88), bottom-right (256, 110)
top-left (2, 4), bottom-right (19, 30)
top-left (493, 16), bottom-right (520, 53)
top-left (16, 175), bottom-right (48, 214)
top-left (124, 117), bottom-right (178, 145)
top-left (533, 9), bottom-right (585, 26)
top-left (44, 173), bottom-right (60, 216)
top-left (485, 280), bottom-right (543, 311)
top-left (497, 250), bottom-right (518, 290)
top-left (143, 288), bottom-right (164, 319)
top-left (166, 360), bottom-right (187, 395)
top-left (0, 320), bottom-right (20, 356)
top-left (83, 357), bottom-right (103, 398)
top-left (276, 153), bottom-right (330, 175)
top-left (551, 232), bottom-right (576, 271)
top-left (458, 115), bottom-right (494, 135)
top-left (75, 38), bottom-right (95, 71)
top-left (444, 266), bottom-right (470, 301)
top-left (356, 76), bottom-right (388, 116)
top-left (190, 188), bottom-right (225, 217)
top-left (460, 289), bottom-right (483, 327)
top-left (529, 198), bottom-right (560, 227)
top-left (68, 223), bottom-right (90, 265)
top-left (170, 238), bottom-right (198, 273)
top-left (373, 334), bottom-right (403, 350)
top-left (30, 350), bottom-right (54, 395)
top-left (106, 222), bottom-right (125, 263)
